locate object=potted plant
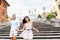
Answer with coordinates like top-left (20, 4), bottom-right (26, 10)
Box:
top-left (46, 13), bottom-right (55, 20)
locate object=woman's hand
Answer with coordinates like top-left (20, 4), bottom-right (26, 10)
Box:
top-left (36, 30), bottom-right (39, 32)
top-left (33, 27), bottom-right (39, 32)
top-left (16, 28), bottom-right (19, 31)
top-left (32, 23), bottom-right (39, 32)
top-left (18, 30), bottom-right (22, 31)
top-left (18, 24), bottom-right (25, 31)
top-left (18, 29), bottom-right (24, 32)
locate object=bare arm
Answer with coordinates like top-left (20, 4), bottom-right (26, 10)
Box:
top-left (32, 23), bottom-right (39, 32)
top-left (19, 24), bottom-right (26, 31)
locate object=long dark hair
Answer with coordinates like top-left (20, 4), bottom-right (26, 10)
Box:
top-left (22, 16), bottom-right (30, 25)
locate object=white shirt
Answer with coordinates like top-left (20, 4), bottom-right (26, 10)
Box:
top-left (10, 19), bottom-right (20, 31)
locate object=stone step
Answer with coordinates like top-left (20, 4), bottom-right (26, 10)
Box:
top-left (1, 26), bottom-right (60, 32)
top-left (1, 28), bottom-right (60, 32)
top-left (0, 39), bottom-right (60, 40)
top-left (0, 39), bottom-right (53, 40)
top-left (0, 33), bottom-right (60, 36)
top-left (1, 31), bottom-right (60, 34)
top-left (1, 31), bottom-right (60, 36)
top-left (0, 36), bottom-right (60, 39)
top-left (1, 39), bottom-right (56, 40)
top-left (1, 23), bottom-right (60, 32)
top-left (0, 22), bottom-right (60, 39)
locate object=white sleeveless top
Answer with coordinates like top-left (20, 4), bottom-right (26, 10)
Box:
top-left (25, 22), bottom-right (32, 30)
top-left (20, 22), bottom-right (33, 39)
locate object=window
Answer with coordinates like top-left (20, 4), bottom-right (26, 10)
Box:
top-left (58, 4), bottom-right (60, 10)
top-left (54, 12), bottom-right (57, 16)
top-left (0, 0), bottom-right (2, 5)
top-left (55, 0), bottom-right (57, 1)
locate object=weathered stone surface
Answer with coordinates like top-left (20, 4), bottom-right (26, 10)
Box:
top-left (50, 18), bottom-right (60, 27)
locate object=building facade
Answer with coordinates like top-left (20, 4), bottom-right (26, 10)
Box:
top-left (41, 0), bottom-right (60, 19)
top-left (55, 0), bottom-right (60, 19)
top-left (0, 0), bottom-right (10, 22)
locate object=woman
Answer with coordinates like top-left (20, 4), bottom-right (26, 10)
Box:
top-left (19, 16), bottom-right (39, 40)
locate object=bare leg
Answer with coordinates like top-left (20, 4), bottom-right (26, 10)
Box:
top-left (29, 39), bottom-right (32, 40)
top-left (13, 36), bottom-right (16, 40)
top-left (24, 39), bottom-right (28, 40)
top-left (11, 37), bottom-right (13, 40)
top-left (24, 39), bottom-right (32, 40)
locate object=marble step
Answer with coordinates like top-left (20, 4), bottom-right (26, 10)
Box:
top-left (0, 39), bottom-right (55, 40)
top-left (0, 33), bottom-right (60, 36)
top-left (1, 31), bottom-right (60, 34)
top-left (0, 36), bottom-right (60, 39)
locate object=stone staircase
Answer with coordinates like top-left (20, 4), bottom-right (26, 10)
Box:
top-left (0, 22), bottom-right (60, 40)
